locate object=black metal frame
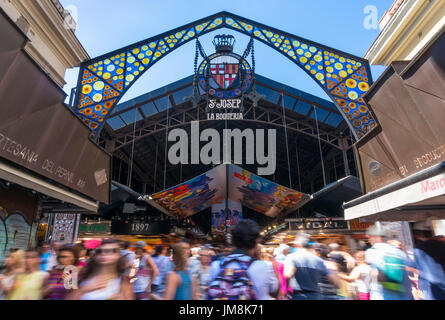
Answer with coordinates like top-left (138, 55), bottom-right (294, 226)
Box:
top-left (74, 11), bottom-right (376, 140)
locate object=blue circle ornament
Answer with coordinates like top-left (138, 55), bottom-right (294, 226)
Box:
top-left (198, 52), bottom-right (252, 98)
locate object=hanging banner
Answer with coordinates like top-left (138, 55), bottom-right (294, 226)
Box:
top-left (145, 163), bottom-right (310, 218)
top-left (226, 199), bottom-right (243, 229)
top-left (51, 213), bottom-right (80, 244)
top-left (211, 199), bottom-right (243, 234)
top-left (148, 165), bottom-right (226, 218)
top-left (229, 165), bottom-right (310, 217)
top-left (212, 200), bottom-right (227, 234)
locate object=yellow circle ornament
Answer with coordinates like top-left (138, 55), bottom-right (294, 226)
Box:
top-left (346, 79), bottom-right (357, 89)
top-left (359, 82), bottom-right (370, 91)
top-left (93, 81), bottom-right (105, 91)
top-left (82, 85), bottom-right (92, 95)
top-left (93, 94), bottom-right (103, 103)
top-left (348, 91), bottom-right (359, 100)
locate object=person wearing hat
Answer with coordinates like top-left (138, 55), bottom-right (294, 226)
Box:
top-left (410, 221), bottom-right (445, 300)
top-left (132, 241), bottom-right (159, 300)
top-left (283, 233), bottom-right (341, 300)
top-left (364, 224), bottom-right (413, 300)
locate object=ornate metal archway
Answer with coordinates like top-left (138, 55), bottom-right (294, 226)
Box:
top-left (74, 11), bottom-right (377, 140)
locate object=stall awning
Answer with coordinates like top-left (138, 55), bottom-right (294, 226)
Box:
top-left (344, 161), bottom-right (445, 222)
top-left (0, 159), bottom-right (99, 212)
top-left (308, 176), bottom-right (362, 217)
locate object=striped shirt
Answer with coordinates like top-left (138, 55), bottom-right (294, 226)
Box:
top-left (44, 269), bottom-right (68, 300)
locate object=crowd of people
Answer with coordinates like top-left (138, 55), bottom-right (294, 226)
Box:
top-left (0, 219), bottom-right (444, 300)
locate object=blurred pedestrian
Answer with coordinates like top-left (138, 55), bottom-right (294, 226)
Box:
top-left (312, 243), bottom-right (341, 300)
top-left (132, 241), bottom-right (159, 300)
top-left (73, 243), bottom-right (87, 270)
top-left (151, 241), bottom-right (199, 300)
top-left (284, 234), bottom-right (341, 300)
top-left (43, 245), bottom-right (78, 300)
top-left (329, 243), bottom-right (355, 271)
top-left (208, 220), bottom-right (279, 300)
top-left (410, 221), bottom-right (445, 300)
top-left (259, 245), bottom-right (283, 300)
top-left (197, 248), bottom-right (213, 300)
top-left (120, 241), bottom-right (136, 279)
top-left (329, 252), bottom-right (351, 299)
top-left (8, 248), bottom-right (48, 300)
top-left (188, 246), bottom-right (203, 283)
top-left (339, 251), bottom-right (373, 300)
top-left (66, 239), bottom-right (134, 300)
top-left (39, 243), bottom-right (51, 271)
top-left (151, 245), bottom-right (173, 295)
top-left (365, 224), bottom-right (413, 300)
top-left (272, 244), bottom-right (290, 299)
top-left (45, 242), bottom-right (60, 272)
top-left (273, 244), bottom-right (290, 264)
top-left (0, 249), bottom-right (25, 300)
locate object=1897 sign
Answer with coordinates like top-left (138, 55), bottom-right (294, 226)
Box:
top-left (111, 220), bottom-right (171, 236)
top-left (131, 223), bottom-right (150, 232)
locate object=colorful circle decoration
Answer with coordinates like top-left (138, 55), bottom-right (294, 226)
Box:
top-left (82, 85), bottom-right (92, 95)
top-left (197, 52), bottom-right (252, 98)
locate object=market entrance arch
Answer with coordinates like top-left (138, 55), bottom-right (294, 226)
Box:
top-left (74, 11), bottom-right (377, 141)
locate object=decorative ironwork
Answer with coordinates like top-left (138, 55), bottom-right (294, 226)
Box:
top-left (74, 12), bottom-right (376, 140)
top-left (197, 35), bottom-right (252, 99)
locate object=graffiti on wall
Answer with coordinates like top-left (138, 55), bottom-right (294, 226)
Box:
top-left (0, 206), bottom-right (34, 265)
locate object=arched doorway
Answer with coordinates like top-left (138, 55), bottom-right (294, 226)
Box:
top-left (73, 12), bottom-right (377, 141)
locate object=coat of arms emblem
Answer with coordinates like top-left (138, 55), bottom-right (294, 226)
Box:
top-left (197, 35), bottom-right (253, 99)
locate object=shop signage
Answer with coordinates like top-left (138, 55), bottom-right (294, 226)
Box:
top-left (111, 221), bottom-right (171, 236)
top-left (345, 172), bottom-right (445, 221)
top-left (349, 219), bottom-right (374, 232)
top-left (0, 17), bottom-right (110, 204)
top-left (207, 99), bottom-right (243, 120)
top-left (287, 218), bottom-right (349, 232)
top-left (78, 222), bottom-right (111, 234)
top-left (356, 33), bottom-right (445, 193)
top-left (266, 223), bottom-right (288, 236)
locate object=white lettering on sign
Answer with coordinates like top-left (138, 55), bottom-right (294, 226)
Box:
top-left (0, 133), bottom-right (38, 164)
top-left (421, 177), bottom-right (445, 194)
top-left (0, 132), bottom-right (90, 189)
top-left (207, 99), bottom-right (243, 121)
top-left (208, 99), bottom-right (242, 109)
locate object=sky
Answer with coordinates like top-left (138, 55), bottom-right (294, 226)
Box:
top-left (60, 0), bottom-right (391, 104)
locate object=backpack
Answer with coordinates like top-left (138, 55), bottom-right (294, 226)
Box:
top-left (383, 252), bottom-right (405, 284)
top-left (207, 255), bottom-right (257, 300)
top-left (380, 249), bottom-right (406, 293)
